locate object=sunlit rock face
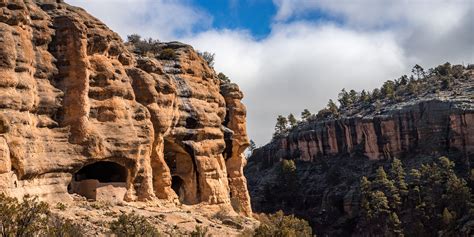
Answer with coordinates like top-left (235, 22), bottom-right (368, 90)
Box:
top-left (0, 1), bottom-right (251, 216)
top-left (250, 100), bottom-right (474, 166)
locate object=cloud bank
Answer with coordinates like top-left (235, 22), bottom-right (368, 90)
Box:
top-left (67, 0), bottom-right (474, 145)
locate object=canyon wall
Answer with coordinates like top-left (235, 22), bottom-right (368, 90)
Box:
top-left (0, 1), bottom-right (251, 216)
top-left (251, 100), bottom-right (474, 166)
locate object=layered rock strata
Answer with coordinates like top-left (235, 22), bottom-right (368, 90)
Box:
top-left (251, 99), bottom-right (474, 167)
top-left (0, 1), bottom-right (251, 216)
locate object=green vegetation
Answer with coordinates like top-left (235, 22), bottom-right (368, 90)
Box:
top-left (252, 211), bottom-right (312, 237)
top-left (126, 34), bottom-right (161, 57)
top-left (158, 48), bottom-right (176, 60)
top-left (273, 115), bottom-right (289, 137)
top-left (263, 159), bottom-right (301, 209)
top-left (356, 157), bottom-right (473, 236)
top-left (197, 51), bottom-right (215, 68)
top-left (218, 72), bottom-right (231, 83)
top-left (0, 194), bottom-right (82, 237)
top-left (277, 63), bottom-right (471, 129)
top-left (110, 212), bottom-right (160, 237)
top-left (301, 109), bottom-right (312, 121)
top-left (190, 225), bottom-right (210, 237)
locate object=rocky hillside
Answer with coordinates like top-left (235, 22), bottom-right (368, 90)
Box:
top-left (245, 64), bottom-right (474, 235)
top-left (0, 0), bottom-right (252, 227)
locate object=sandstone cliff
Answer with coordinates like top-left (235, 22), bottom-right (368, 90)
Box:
top-left (251, 99), bottom-right (474, 166)
top-left (0, 1), bottom-right (251, 216)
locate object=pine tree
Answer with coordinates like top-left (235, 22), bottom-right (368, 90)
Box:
top-left (287, 114), bottom-right (298, 128)
top-left (442, 208), bottom-right (453, 226)
top-left (301, 109), bottom-right (312, 121)
top-left (349, 90), bottom-right (358, 105)
top-left (381, 80), bottom-right (396, 99)
top-left (373, 167), bottom-right (401, 210)
top-left (327, 99), bottom-right (338, 116)
top-left (338, 89), bottom-right (351, 108)
top-left (274, 115), bottom-right (288, 136)
top-left (360, 90), bottom-right (370, 103)
top-left (390, 158), bottom-right (408, 201)
top-left (412, 64), bottom-right (425, 79)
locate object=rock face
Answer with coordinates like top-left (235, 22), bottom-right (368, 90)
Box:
top-left (245, 66), bottom-right (474, 235)
top-left (251, 99), bottom-right (474, 167)
top-left (0, 1), bottom-right (251, 216)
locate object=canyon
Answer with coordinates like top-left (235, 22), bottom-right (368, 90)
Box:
top-left (246, 66), bottom-right (474, 235)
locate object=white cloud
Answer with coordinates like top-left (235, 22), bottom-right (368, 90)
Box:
top-left (67, 0), bottom-right (212, 41)
top-left (65, 0), bottom-right (474, 145)
top-left (186, 23), bottom-right (407, 144)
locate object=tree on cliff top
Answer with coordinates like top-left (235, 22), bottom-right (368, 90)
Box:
top-left (274, 115), bottom-right (288, 137)
top-left (301, 109), bottom-right (312, 121)
top-left (288, 114), bottom-right (298, 128)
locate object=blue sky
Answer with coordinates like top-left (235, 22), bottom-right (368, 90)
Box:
top-left (191, 0), bottom-right (276, 39)
top-left (68, 0), bottom-right (473, 145)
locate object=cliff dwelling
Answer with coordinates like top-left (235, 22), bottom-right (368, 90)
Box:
top-left (69, 161), bottom-right (128, 202)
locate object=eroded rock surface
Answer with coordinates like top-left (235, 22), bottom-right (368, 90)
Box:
top-left (0, 1), bottom-right (251, 216)
top-left (251, 99), bottom-right (474, 166)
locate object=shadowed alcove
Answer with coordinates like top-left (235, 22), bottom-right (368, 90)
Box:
top-left (69, 161), bottom-right (128, 201)
top-left (163, 139), bottom-right (198, 204)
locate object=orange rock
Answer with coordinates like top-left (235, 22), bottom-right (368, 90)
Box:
top-left (0, 1), bottom-right (252, 216)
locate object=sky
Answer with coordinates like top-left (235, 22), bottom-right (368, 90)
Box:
top-left (67, 0), bottom-right (474, 145)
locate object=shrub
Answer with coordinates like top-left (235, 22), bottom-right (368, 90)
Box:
top-left (110, 212), bottom-right (160, 237)
top-left (0, 194), bottom-right (82, 237)
top-left (158, 48), bottom-right (176, 60)
top-left (218, 72), bottom-right (230, 83)
top-left (48, 216), bottom-right (83, 237)
top-left (197, 51), bottom-right (215, 67)
top-left (56, 202), bottom-right (67, 211)
top-left (190, 225), bottom-right (209, 237)
top-left (253, 211), bottom-right (312, 237)
top-left (126, 34), bottom-right (161, 56)
top-left (0, 194), bottom-right (50, 236)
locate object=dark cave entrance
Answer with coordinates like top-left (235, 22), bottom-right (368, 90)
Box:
top-left (69, 161), bottom-right (128, 201)
top-left (163, 139), bottom-right (198, 204)
top-left (74, 161), bottom-right (127, 183)
top-left (171, 175), bottom-right (184, 199)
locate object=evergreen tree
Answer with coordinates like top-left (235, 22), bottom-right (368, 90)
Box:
top-left (390, 158), bottom-right (408, 201)
top-left (274, 115), bottom-right (288, 136)
top-left (399, 75), bottom-right (408, 86)
top-left (349, 90), bottom-right (358, 104)
top-left (373, 167), bottom-right (401, 210)
top-left (278, 160), bottom-right (299, 206)
top-left (287, 114), bottom-right (298, 128)
top-left (327, 99), bottom-right (338, 116)
top-left (381, 80), bottom-right (396, 99)
top-left (359, 90), bottom-right (370, 103)
top-left (301, 109), bottom-right (312, 121)
top-left (371, 88), bottom-right (381, 101)
top-left (338, 88), bottom-right (351, 108)
top-left (412, 64), bottom-right (425, 79)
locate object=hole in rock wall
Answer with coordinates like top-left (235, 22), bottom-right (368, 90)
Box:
top-left (163, 139), bottom-right (198, 204)
top-left (69, 161), bottom-right (128, 201)
top-left (171, 175), bottom-right (184, 201)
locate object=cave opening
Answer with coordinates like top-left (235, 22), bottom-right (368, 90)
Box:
top-left (171, 175), bottom-right (184, 199)
top-left (74, 161), bottom-right (127, 182)
top-left (69, 161), bottom-right (128, 201)
top-left (162, 139), bottom-right (198, 204)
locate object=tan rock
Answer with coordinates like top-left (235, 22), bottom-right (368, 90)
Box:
top-left (0, 1), bottom-right (252, 216)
